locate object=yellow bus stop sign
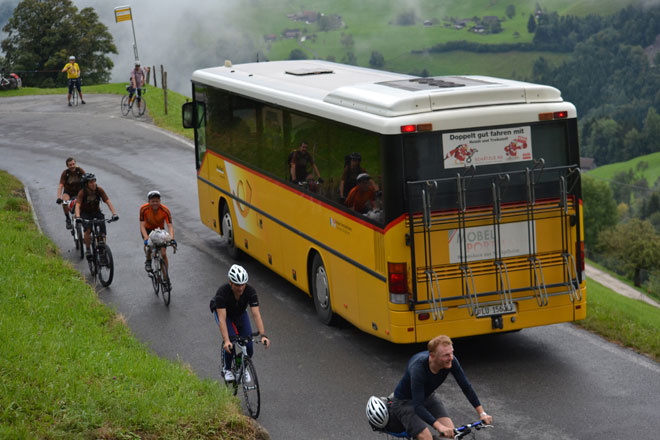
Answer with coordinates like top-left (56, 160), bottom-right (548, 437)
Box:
top-left (114, 6), bottom-right (132, 23)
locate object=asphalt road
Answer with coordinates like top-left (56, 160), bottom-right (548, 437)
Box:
top-left (2, 95), bottom-right (660, 440)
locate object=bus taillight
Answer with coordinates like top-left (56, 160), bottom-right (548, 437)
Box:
top-left (388, 262), bottom-right (408, 304)
top-left (539, 111), bottom-right (569, 121)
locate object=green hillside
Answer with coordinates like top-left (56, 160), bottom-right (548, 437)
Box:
top-left (240, 0), bottom-right (644, 78)
top-left (587, 151), bottom-right (660, 187)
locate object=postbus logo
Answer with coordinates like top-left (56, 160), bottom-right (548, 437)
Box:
top-left (233, 179), bottom-right (252, 218)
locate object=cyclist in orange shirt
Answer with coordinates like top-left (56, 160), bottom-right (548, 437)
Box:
top-left (140, 190), bottom-right (175, 272)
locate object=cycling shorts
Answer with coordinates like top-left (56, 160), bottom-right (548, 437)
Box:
top-left (390, 394), bottom-right (448, 437)
top-left (68, 78), bottom-right (81, 93)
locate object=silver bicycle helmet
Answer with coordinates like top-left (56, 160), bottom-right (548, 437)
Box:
top-left (228, 264), bottom-right (249, 285)
top-left (366, 396), bottom-right (389, 429)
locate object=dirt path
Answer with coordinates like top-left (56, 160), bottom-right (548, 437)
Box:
top-left (586, 264), bottom-right (660, 309)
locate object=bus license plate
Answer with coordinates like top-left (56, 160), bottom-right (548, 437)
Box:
top-left (476, 303), bottom-right (516, 318)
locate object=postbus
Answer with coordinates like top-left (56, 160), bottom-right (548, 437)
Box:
top-left (182, 60), bottom-right (585, 343)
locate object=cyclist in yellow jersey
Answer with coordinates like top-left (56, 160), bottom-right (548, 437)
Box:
top-left (61, 55), bottom-right (86, 106)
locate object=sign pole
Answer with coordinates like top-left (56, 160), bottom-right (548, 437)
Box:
top-left (114, 5), bottom-right (139, 62)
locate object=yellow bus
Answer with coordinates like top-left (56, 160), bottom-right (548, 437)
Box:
top-left (182, 60), bottom-right (585, 343)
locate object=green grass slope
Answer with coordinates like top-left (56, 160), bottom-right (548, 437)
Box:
top-left (586, 151), bottom-right (660, 186)
top-left (0, 174), bottom-right (263, 438)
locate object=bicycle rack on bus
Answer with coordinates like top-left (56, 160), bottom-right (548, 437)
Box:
top-left (421, 181), bottom-right (444, 320)
top-left (559, 169), bottom-right (582, 302)
top-left (456, 168), bottom-right (481, 316)
top-left (525, 160), bottom-right (549, 307)
top-left (406, 162), bottom-right (582, 318)
top-left (490, 176), bottom-right (515, 314)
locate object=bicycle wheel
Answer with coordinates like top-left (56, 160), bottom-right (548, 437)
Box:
top-left (132, 97), bottom-right (146, 117)
top-left (76, 223), bottom-right (85, 259)
top-left (97, 243), bottom-right (114, 287)
top-left (150, 267), bottom-right (160, 295)
top-left (159, 258), bottom-right (171, 306)
top-left (72, 89), bottom-right (79, 106)
top-left (242, 358), bottom-right (260, 419)
top-left (120, 95), bottom-right (130, 116)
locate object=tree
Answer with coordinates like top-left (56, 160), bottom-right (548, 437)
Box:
top-left (340, 33), bottom-right (354, 49)
top-left (598, 219), bottom-right (660, 286)
top-left (582, 175), bottom-right (618, 252)
top-left (527, 14), bottom-right (537, 33)
top-left (341, 51), bottom-right (357, 65)
top-left (610, 169), bottom-right (635, 205)
top-left (395, 10), bottom-right (416, 26)
top-left (506, 5), bottom-right (516, 19)
top-left (288, 49), bottom-right (308, 60)
top-left (369, 51), bottom-right (384, 68)
top-left (2, 0), bottom-right (116, 86)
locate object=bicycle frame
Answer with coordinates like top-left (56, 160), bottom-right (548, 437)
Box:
top-left (79, 217), bottom-right (115, 286)
top-left (147, 240), bottom-right (175, 305)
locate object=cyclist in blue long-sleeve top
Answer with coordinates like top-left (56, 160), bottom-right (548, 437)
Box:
top-left (391, 335), bottom-right (493, 439)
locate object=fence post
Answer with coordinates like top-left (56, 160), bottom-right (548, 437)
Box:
top-left (146, 66), bottom-right (151, 85)
top-left (153, 65), bottom-right (157, 87)
top-left (163, 70), bottom-right (168, 115)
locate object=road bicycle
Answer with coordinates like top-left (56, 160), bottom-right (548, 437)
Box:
top-left (61, 199), bottom-right (84, 259)
top-left (77, 217), bottom-right (117, 287)
top-left (368, 396), bottom-right (493, 440)
top-left (146, 237), bottom-right (176, 306)
top-left (120, 86), bottom-right (147, 117)
top-left (214, 325), bottom-right (263, 419)
top-left (376, 420), bottom-right (493, 440)
top-left (68, 78), bottom-right (82, 106)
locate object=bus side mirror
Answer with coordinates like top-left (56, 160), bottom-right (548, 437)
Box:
top-left (182, 101), bottom-right (202, 129)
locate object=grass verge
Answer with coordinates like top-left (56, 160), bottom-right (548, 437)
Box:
top-left (578, 278), bottom-right (660, 362)
top-left (0, 171), bottom-right (265, 439)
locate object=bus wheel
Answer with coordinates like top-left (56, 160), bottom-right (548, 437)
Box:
top-left (221, 203), bottom-right (241, 259)
top-left (311, 254), bottom-right (335, 325)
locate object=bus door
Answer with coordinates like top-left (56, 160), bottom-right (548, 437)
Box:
top-left (405, 162), bottom-right (583, 331)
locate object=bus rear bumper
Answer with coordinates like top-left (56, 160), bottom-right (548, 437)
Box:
top-left (389, 290), bottom-right (586, 343)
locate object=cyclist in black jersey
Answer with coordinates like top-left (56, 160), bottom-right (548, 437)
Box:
top-left (390, 335), bottom-right (493, 439)
top-left (210, 264), bottom-right (270, 381)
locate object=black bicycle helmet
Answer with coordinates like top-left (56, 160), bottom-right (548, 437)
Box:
top-left (349, 152), bottom-right (362, 161)
top-left (81, 173), bottom-right (96, 184)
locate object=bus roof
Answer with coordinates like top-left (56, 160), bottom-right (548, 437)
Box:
top-left (192, 60), bottom-right (573, 131)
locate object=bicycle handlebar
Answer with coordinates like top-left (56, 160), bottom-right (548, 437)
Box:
top-left (77, 217), bottom-right (117, 224)
top-left (452, 421), bottom-right (493, 439)
top-left (229, 332), bottom-right (265, 345)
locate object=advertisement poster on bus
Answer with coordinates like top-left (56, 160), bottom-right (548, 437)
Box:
top-left (448, 222), bottom-right (535, 264)
top-left (442, 126), bottom-right (532, 169)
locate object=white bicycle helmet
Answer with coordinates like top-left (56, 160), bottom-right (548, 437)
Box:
top-left (69, 55), bottom-right (75, 61)
top-left (366, 396), bottom-right (389, 429)
top-left (228, 264), bottom-right (249, 285)
top-left (147, 190), bottom-right (161, 200)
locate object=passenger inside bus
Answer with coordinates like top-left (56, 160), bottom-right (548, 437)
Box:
top-left (289, 141), bottom-right (321, 184)
top-left (340, 152), bottom-right (367, 202)
top-left (345, 173), bottom-right (380, 216)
